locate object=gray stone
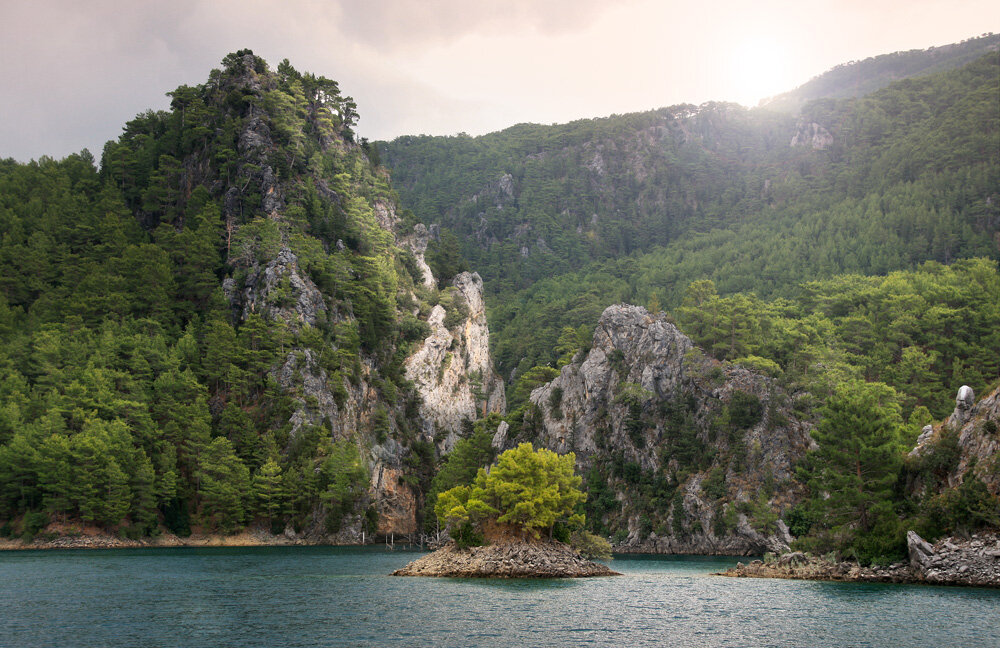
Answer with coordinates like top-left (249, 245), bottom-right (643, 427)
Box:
top-left (947, 385), bottom-right (976, 428)
top-left (404, 272), bottom-right (505, 449)
top-left (790, 121), bottom-right (833, 150)
top-left (492, 421), bottom-right (510, 450)
top-left (908, 530), bottom-right (935, 570)
top-left (235, 247), bottom-right (326, 329)
top-left (523, 304), bottom-right (812, 556)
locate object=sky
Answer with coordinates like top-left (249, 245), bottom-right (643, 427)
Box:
top-left (1, 0), bottom-right (997, 162)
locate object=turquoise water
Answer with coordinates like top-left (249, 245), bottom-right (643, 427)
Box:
top-left (1, 546), bottom-right (998, 647)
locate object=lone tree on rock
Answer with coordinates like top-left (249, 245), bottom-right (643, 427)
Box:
top-left (435, 443), bottom-right (586, 543)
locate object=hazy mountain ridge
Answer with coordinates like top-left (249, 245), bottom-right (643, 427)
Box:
top-left (381, 50), bottom-right (999, 391)
top-left (762, 32), bottom-right (1000, 113)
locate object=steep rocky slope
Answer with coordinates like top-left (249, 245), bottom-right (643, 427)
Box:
top-left (404, 271), bottom-right (505, 450)
top-left (911, 384), bottom-right (1000, 496)
top-left (502, 305), bottom-right (812, 554)
top-left (0, 50), bottom-right (508, 545)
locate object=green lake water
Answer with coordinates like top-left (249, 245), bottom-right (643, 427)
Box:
top-left (1, 546), bottom-right (997, 647)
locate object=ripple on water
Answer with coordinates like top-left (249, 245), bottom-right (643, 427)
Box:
top-left (1, 548), bottom-right (998, 647)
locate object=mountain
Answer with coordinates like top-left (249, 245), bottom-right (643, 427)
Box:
top-left (762, 33), bottom-right (1000, 113)
top-left (377, 44), bottom-right (1000, 562)
top-left (509, 304), bottom-right (811, 554)
top-left (380, 49), bottom-right (999, 406)
top-left (0, 50), bottom-right (501, 543)
top-left (0, 44), bottom-right (996, 563)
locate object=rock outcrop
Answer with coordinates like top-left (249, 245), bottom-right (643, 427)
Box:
top-left (512, 304), bottom-right (812, 555)
top-left (719, 531), bottom-right (1000, 588)
top-left (400, 222), bottom-right (437, 289)
top-left (790, 121), bottom-right (833, 149)
top-left (910, 384), bottom-right (1000, 495)
top-left (405, 271), bottom-right (505, 450)
top-left (392, 540), bottom-right (620, 578)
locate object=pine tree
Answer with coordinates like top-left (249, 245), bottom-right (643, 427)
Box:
top-left (806, 380), bottom-right (906, 562)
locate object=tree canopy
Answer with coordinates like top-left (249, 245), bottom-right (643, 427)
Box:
top-left (435, 443), bottom-right (586, 540)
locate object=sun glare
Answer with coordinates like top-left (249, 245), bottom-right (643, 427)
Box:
top-left (728, 39), bottom-right (793, 107)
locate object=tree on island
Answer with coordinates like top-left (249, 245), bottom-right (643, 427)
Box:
top-left (434, 442), bottom-right (611, 558)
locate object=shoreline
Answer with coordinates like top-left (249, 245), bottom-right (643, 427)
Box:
top-left (7, 527), bottom-right (999, 590)
top-left (0, 525), bottom-right (431, 552)
top-left (716, 531), bottom-right (1000, 589)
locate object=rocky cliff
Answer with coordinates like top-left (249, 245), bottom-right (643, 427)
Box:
top-left (405, 271), bottom-right (506, 451)
top-left (181, 51), bottom-right (507, 540)
top-left (503, 304), bottom-right (812, 555)
top-left (911, 384), bottom-right (1000, 496)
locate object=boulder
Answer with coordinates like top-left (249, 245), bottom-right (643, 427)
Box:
top-left (947, 385), bottom-right (976, 428)
top-left (907, 530), bottom-right (935, 570)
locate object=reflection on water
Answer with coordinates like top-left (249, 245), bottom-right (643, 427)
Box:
top-left (1, 547), bottom-right (997, 647)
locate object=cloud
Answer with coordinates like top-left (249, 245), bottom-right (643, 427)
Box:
top-left (0, 0), bottom-right (996, 161)
top-left (332, 0), bottom-right (635, 50)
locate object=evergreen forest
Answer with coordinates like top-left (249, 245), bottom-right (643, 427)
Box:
top-left (0, 43), bottom-right (997, 564)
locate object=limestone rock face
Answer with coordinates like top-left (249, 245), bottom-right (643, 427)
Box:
top-left (405, 271), bottom-right (505, 450)
top-left (234, 247), bottom-right (326, 329)
top-left (790, 121), bottom-right (833, 149)
top-left (947, 384), bottom-right (976, 428)
top-left (516, 304), bottom-right (812, 555)
top-left (372, 465), bottom-right (419, 535)
top-left (400, 223), bottom-right (437, 289)
top-left (910, 384), bottom-right (1000, 495)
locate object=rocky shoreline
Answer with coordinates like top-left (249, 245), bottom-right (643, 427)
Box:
top-left (0, 525), bottom-right (365, 551)
top-left (392, 540), bottom-right (620, 578)
top-left (717, 531), bottom-right (1000, 588)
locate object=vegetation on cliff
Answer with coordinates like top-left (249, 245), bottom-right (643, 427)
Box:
top-left (382, 48), bottom-right (999, 565)
top-left (0, 50), bottom-right (435, 542)
top-left (381, 52), bottom-right (999, 398)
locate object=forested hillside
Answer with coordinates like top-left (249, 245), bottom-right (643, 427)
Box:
top-left (0, 42), bottom-right (996, 564)
top-left (381, 51), bottom-right (1000, 400)
top-left (763, 32), bottom-right (999, 112)
top-left (378, 47), bottom-right (1000, 563)
top-left (0, 51), bottom-right (445, 541)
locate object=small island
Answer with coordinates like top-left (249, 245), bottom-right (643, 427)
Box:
top-left (392, 443), bottom-right (620, 578)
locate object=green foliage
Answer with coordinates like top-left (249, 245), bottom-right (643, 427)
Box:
top-left (319, 440), bottom-right (369, 531)
top-left (196, 437), bottom-right (251, 533)
top-left (426, 229), bottom-right (469, 288)
top-left (450, 520), bottom-right (485, 549)
top-left (0, 50), bottom-right (413, 539)
top-left (508, 366), bottom-right (559, 411)
top-left (435, 443), bottom-right (586, 540)
top-left (712, 503), bottom-right (739, 537)
top-left (725, 392), bottom-right (763, 430)
top-left (570, 529), bottom-right (613, 559)
top-left (801, 381), bottom-right (907, 564)
top-left (701, 467), bottom-right (727, 501)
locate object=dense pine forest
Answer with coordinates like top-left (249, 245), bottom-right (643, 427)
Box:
top-left (381, 51), bottom-right (1000, 417)
top-left (0, 43), bottom-right (998, 564)
top-left (0, 51), bottom-right (430, 540)
top-left (380, 49), bottom-right (1000, 561)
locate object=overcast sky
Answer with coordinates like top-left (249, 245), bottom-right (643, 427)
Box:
top-left (1, 0), bottom-right (997, 162)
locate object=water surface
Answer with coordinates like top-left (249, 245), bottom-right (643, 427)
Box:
top-left (2, 546), bottom-right (997, 647)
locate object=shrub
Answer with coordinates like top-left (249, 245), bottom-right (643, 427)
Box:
top-left (571, 530), bottom-right (613, 560)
